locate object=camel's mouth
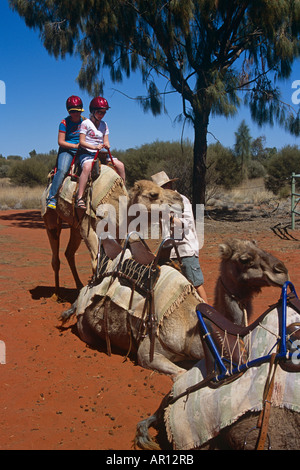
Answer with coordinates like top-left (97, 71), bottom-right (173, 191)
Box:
top-left (265, 272), bottom-right (289, 288)
top-left (245, 271), bottom-right (289, 289)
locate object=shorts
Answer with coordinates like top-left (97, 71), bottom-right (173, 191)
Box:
top-left (181, 255), bottom-right (204, 287)
top-left (78, 149), bottom-right (95, 168)
top-left (78, 149), bottom-right (118, 168)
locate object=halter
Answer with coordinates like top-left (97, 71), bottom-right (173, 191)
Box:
top-left (220, 278), bottom-right (249, 325)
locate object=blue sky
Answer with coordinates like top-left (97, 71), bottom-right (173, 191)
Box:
top-left (0, 1), bottom-right (299, 159)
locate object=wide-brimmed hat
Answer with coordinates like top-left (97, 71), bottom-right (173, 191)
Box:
top-left (151, 171), bottom-right (179, 187)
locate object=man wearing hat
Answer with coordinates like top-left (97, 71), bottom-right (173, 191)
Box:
top-left (151, 171), bottom-right (208, 303)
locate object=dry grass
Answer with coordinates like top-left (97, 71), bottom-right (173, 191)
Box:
top-left (228, 178), bottom-right (276, 204)
top-left (0, 177), bottom-right (281, 210)
top-left (0, 178), bottom-right (44, 209)
top-left (207, 177), bottom-right (282, 208)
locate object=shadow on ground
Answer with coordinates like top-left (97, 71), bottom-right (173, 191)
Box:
top-left (30, 285), bottom-right (79, 304)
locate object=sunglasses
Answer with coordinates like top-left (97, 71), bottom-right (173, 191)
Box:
top-left (94, 109), bottom-right (106, 115)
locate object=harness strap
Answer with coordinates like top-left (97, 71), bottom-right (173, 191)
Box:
top-left (256, 352), bottom-right (277, 450)
top-left (104, 299), bottom-right (112, 357)
top-left (168, 372), bottom-right (218, 405)
top-left (148, 291), bottom-right (157, 363)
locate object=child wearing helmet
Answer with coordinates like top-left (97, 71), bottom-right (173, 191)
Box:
top-left (46, 95), bottom-right (85, 210)
top-left (76, 96), bottom-right (125, 210)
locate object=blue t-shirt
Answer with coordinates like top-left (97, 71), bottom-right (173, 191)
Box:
top-left (59, 116), bottom-right (84, 153)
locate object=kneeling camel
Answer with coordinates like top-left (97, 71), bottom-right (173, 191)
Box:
top-left (74, 239), bottom-right (288, 378)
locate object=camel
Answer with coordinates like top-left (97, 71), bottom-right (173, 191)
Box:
top-left (135, 289), bottom-right (300, 450)
top-left (41, 165), bottom-right (127, 299)
top-left (215, 238), bottom-right (289, 325)
top-left (41, 164), bottom-right (182, 299)
top-left (73, 239), bottom-right (289, 378)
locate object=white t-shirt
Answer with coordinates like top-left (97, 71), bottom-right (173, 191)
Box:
top-left (79, 118), bottom-right (109, 153)
top-left (170, 193), bottom-right (199, 258)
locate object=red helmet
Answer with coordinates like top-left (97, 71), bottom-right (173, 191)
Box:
top-left (66, 95), bottom-right (84, 112)
top-left (89, 96), bottom-right (110, 112)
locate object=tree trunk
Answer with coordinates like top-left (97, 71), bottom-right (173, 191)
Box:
top-left (192, 111), bottom-right (209, 212)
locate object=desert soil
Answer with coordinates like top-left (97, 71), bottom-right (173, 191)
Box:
top-left (0, 208), bottom-right (299, 450)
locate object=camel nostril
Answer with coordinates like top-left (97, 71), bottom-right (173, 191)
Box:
top-left (273, 262), bottom-right (288, 274)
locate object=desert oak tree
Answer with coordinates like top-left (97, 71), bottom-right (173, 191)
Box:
top-left (9, 0), bottom-right (300, 207)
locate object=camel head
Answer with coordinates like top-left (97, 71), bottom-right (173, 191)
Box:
top-left (215, 239), bottom-right (289, 325)
top-left (127, 180), bottom-right (184, 253)
top-left (128, 180), bottom-right (183, 210)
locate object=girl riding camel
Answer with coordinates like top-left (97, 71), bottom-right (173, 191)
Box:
top-left (47, 95), bottom-right (84, 210)
top-left (76, 96), bottom-right (125, 210)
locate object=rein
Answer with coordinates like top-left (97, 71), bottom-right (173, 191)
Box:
top-left (256, 352), bottom-right (278, 450)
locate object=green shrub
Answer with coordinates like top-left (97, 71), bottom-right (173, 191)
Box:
top-left (247, 160), bottom-right (267, 179)
top-left (264, 145), bottom-right (300, 194)
top-left (8, 158), bottom-right (49, 187)
top-left (114, 140), bottom-right (194, 198)
top-left (209, 144), bottom-right (241, 189)
top-left (7, 150), bottom-right (57, 187)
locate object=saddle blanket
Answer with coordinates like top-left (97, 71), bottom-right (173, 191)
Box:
top-left (165, 305), bottom-right (300, 449)
top-left (41, 165), bottom-right (124, 217)
top-left (76, 250), bottom-right (200, 328)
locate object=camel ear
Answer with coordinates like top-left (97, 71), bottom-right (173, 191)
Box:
top-left (133, 181), bottom-right (141, 191)
top-left (128, 182), bottom-right (140, 199)
top-left (219, 242), bottom-right (233, 259)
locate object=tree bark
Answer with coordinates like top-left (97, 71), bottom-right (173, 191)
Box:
top-left (192, 110), bottom-right (209, 212)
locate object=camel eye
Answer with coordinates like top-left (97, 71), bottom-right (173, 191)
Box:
top-left (239, 255), bottom-right (252, 265)
top-left (149, 191), bottom-right (159, 200)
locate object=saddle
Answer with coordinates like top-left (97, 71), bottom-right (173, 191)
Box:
top-left (118, 233), bottom-right (182, 296)
top-left (95, 235), bottom-right (123, 280)
top-left (197, 303), bottom-right (250, 382)
top-left (94, 232), bottom-right (180, 361)
top-left (197, 292), bottom-right (300, 380)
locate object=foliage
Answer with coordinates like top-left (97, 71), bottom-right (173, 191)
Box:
top-left (247, 160), bottom-right (267, 179)
top-left (264, 145), bottom-right (300, 194)
top-left (9, 0), bottom-right (300, 207)
top-left (207, 143), bottom-right (241, 190)
top-left (7, 150), bottom-right (57, 187)
top-left (7, 155), bottom-right (22, 161)
top-left (114, 140), bottom-right (193, 198)
top-left (1, 134), bottom-right (298, 197)
top-left (234, 120), bottom-right (252, 180)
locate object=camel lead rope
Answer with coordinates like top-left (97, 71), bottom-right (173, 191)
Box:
top-left (243, 308), bottom-right (248, 327)
top-left (256, 353), bottom-right (277, 450)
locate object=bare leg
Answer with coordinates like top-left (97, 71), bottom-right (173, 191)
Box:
top-left (196, 284), bottom-right (208, 303)
top-left (114, 160), bottom-right (126, 182)
top-left (77, 160), bottom-right (93, 199)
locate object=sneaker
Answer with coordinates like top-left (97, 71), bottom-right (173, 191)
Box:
top-left (47, 200), bottom-right (56, 210)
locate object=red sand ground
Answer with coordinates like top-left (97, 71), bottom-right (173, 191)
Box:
top-left (0, 209), bottom-right (299, 450)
